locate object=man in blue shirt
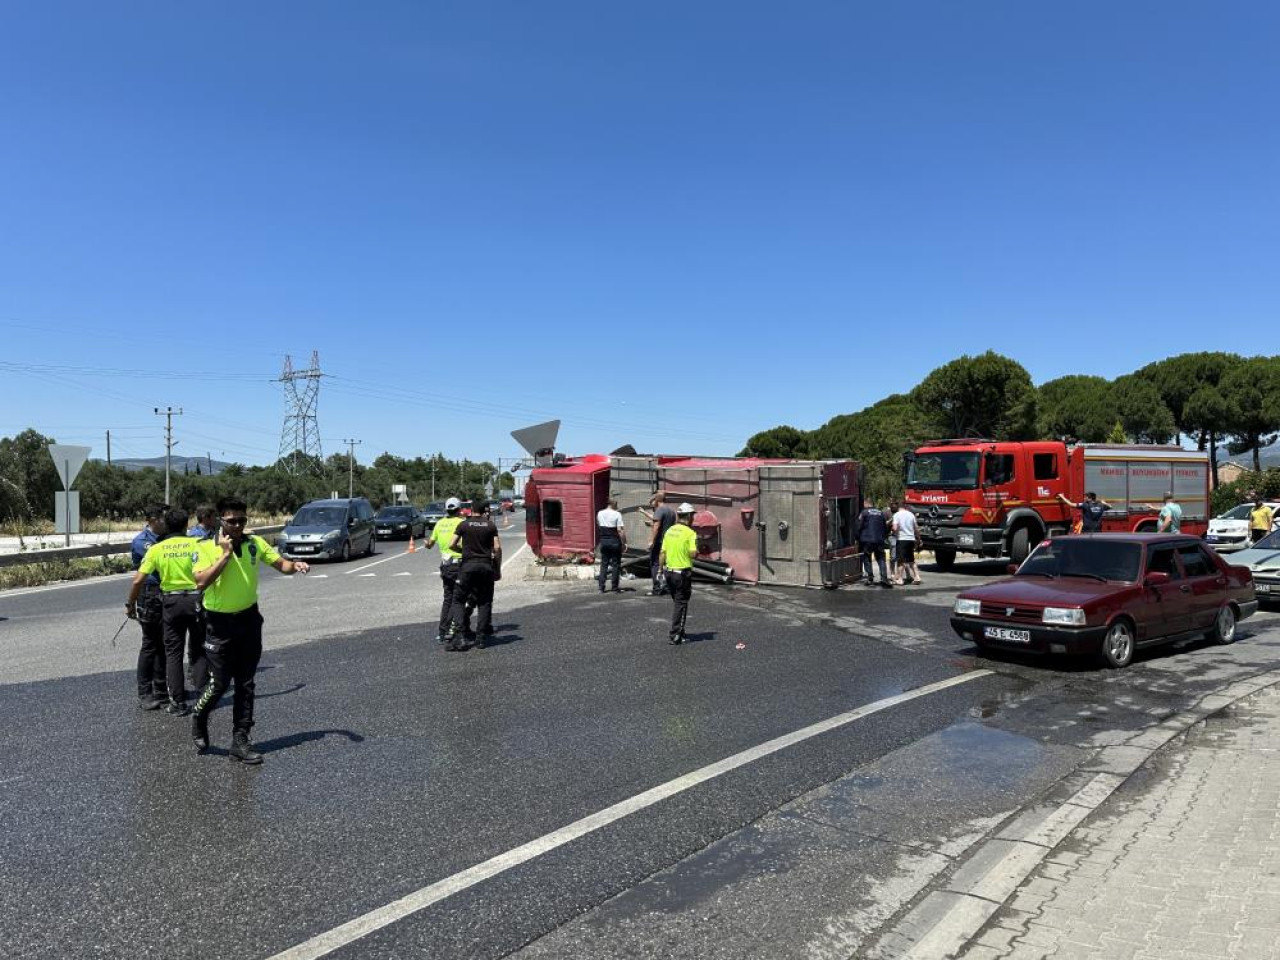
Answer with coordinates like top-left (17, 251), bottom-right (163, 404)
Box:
top-left (187, 504), bottom-right (219, 539)
top-left (131, 503), bottom-right (169, 710)
top-left (1059, 491), bottom-right (1112, 533)
top-left (854, 498), bottom-right (892, 587)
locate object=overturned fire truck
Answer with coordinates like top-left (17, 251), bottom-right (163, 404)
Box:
top-left (523, 452), bottom-right (865, 587)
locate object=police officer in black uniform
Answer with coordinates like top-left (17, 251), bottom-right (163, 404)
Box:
top-left (445, 503), bottom-right (502, 651)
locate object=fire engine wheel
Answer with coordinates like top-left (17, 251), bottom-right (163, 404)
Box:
top-left (1009, 528), bottom-right (1032, 564)
top-left (934, 547), bottom-right (956, 572)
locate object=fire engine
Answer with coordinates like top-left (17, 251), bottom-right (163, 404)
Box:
top-left (904, 440), bottom-right (1211, 569)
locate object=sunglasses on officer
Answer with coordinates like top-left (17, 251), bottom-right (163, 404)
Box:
top-left (220, 516), bottom-right (248, 526)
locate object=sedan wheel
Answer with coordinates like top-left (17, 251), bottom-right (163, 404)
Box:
top-left (1100, 620), bottom-right (1134, 669)
top-left (1209, 605), bottom-right (1237, 645)
top-left (340, 540), bottom-right (351, 562)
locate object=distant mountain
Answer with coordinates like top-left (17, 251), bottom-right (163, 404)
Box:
top-left (97, 455), bottom-right (236, 475)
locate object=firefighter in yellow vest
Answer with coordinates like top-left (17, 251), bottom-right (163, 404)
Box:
top-left (126, 507), bottom-right (203, 715)
top-left (426, 497), bottom-right (469, 642)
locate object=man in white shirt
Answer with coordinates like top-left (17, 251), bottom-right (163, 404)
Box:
top-left (596, 497), bottom-right (627, 593)
top-left (892, 505), bottom-right (921, 585)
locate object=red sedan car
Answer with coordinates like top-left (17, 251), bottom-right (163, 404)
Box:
top-left (950, 534), bottom-right (1257, 668)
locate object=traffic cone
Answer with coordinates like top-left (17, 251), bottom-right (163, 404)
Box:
top-left (406, 536), bottom-right (417, 553)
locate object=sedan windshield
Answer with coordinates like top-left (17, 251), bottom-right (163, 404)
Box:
top-left (291, 507), bottom-right (345, 527)
top-left (376, 507), bottom-right (415, 519)
top-left (1018, 539), bottom-right (1142, 583)
top-left (907, 452), bottom-right (979, 489)
top-left (1217, 504), bottom-right (1253, 521)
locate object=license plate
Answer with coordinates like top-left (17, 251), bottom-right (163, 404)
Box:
top-left (1258, 584), bottom-right (1271, 594)
top-left (292, 545), bottom-right (317, 553)
top-left (378, 528), bottom-right (392, 535)
top-left (984, 626), bottom-right (1031, 643)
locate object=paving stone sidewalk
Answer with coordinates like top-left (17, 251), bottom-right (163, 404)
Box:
top-left (958, 684), bottom-right (1280, 960)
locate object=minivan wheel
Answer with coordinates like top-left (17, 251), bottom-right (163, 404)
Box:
top-left (340, 540), bottom-right (351, 562)
top-left (1100, 620), bottom-right (1135, 669)
top-left (1208, 605), bottom-right (1237, 645)
top-left (365, 533), bottom-right (375, 556)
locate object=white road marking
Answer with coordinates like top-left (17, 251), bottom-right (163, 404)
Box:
top-left (501, 541), bottom-right (529, 572)
top-left (392, 572), bottom-right (412, 577)
top-left (358, 573), bottom-right (376, 578)
top-left (345, 552), bottom-right (415, 575)
top-left (0, 571), bottom-right (133, 599)
top-left (307, 574), bottom-right (329, 579)
top-left (265, 669), bottom-right (994, 960)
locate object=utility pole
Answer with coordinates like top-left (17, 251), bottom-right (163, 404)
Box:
top-left (106, 430), bottom-right (112, 468)
top-left (431, 459), bottom-right (436, 501)
top-left (342, 438), bottom-right (362, 498)
top-left (154, 406), bottom-right (183, 504)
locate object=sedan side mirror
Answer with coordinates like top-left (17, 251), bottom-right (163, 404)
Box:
top-left (1143, 571), bottom-right (1170, 586)
top-left (348, 517), bottom-right (356, 528)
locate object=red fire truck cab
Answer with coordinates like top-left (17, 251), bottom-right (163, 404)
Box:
top-left (904, 440), bottom-right (1211, 569)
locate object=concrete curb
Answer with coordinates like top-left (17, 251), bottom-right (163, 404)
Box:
top-left (522, 561), bottom-right (600, 581)
top-left (868, 667), bottom-right (1280, 960)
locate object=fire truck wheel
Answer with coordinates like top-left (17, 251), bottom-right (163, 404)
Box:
top-left (934, 547), bottom-right (956, 572)
top-left (1009, 527), bottom-right (1032, 564)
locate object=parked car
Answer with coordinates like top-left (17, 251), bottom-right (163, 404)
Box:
top-left (375, 505), bottom-right (425, 540)
top-left (1225, 528), bottom-right (1280, 603)
top-left (276, 497), bottom-right (376, 562)
top-left (950, 533), bottom-right (1257, 669)
top-left (1203, 501), bottom-right (1280, 553)
top-left (420, 502), bottom-right (448, 528)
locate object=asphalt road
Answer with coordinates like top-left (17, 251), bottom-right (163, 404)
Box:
top-left (3, 538), bottom-right (1280, 960)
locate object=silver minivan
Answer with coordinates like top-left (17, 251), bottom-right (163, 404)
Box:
top-left (277, 497), bottom-right (377, 562)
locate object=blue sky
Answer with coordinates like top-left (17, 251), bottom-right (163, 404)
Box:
top-left (2, 1), bottom-right (1277, 467)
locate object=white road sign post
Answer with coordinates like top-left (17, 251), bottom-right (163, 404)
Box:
top-left (48, 444), bottom-right (91, 547)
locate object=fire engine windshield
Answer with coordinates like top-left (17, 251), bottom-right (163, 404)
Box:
top-left (907, 452), bottom-right (980, 490)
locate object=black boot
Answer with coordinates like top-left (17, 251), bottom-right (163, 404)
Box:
top-left (192, 714), bottom-right (209, 754)
top-left (230, 730), bottom-right (263, 765)
top-left (164, 698), bottom-right (189, 716)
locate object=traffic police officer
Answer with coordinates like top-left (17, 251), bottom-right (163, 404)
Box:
top-left (445, 503), bottom-right (502, 651)
top-left (191, 496), bottom-right (309, 764)
top-left (128, 503), bottom-right (168, 709)
top-left (658, 503), bottom-right (698, 644)
top-left (127, 508), bottom-right (205, 714)
top-left (426, 497), bottom-right (466, 642)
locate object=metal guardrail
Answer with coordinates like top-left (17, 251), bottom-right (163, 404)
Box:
top-left (0, 525), bottom-right (285, 569)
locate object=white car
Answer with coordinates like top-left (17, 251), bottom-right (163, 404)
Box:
top-left (1203, 501), bottom-right (1280, 553)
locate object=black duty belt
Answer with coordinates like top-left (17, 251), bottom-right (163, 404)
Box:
top-left (164, 589), bottom-right (202, 596)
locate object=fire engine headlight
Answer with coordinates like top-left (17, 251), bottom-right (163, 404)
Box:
top-left (1042, 607), bottom-right (1086, 626)
top-left (953, 598), bottom-right (981, 616)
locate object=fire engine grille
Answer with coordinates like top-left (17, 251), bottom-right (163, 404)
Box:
top-left (980, 602), bottom-right (1041, 623)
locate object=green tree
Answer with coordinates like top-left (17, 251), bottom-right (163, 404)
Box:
top-left (0, 429), bottom-right (61, 520)
top-left (738, 425), bottom-right (810, 459)
top-left (1221, 356), bottom-right (1280, 471)
top-left (910, 351), bottom-right (1037, 440)
top-left (807, 395), bottom-right (932, 502)
top-left (1106, 420), bottom-right (1128, 444)
top-left (1036, 375), bottom-right (1115, 442)
top-left (1112, 375), bottom-right (1176, 444)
